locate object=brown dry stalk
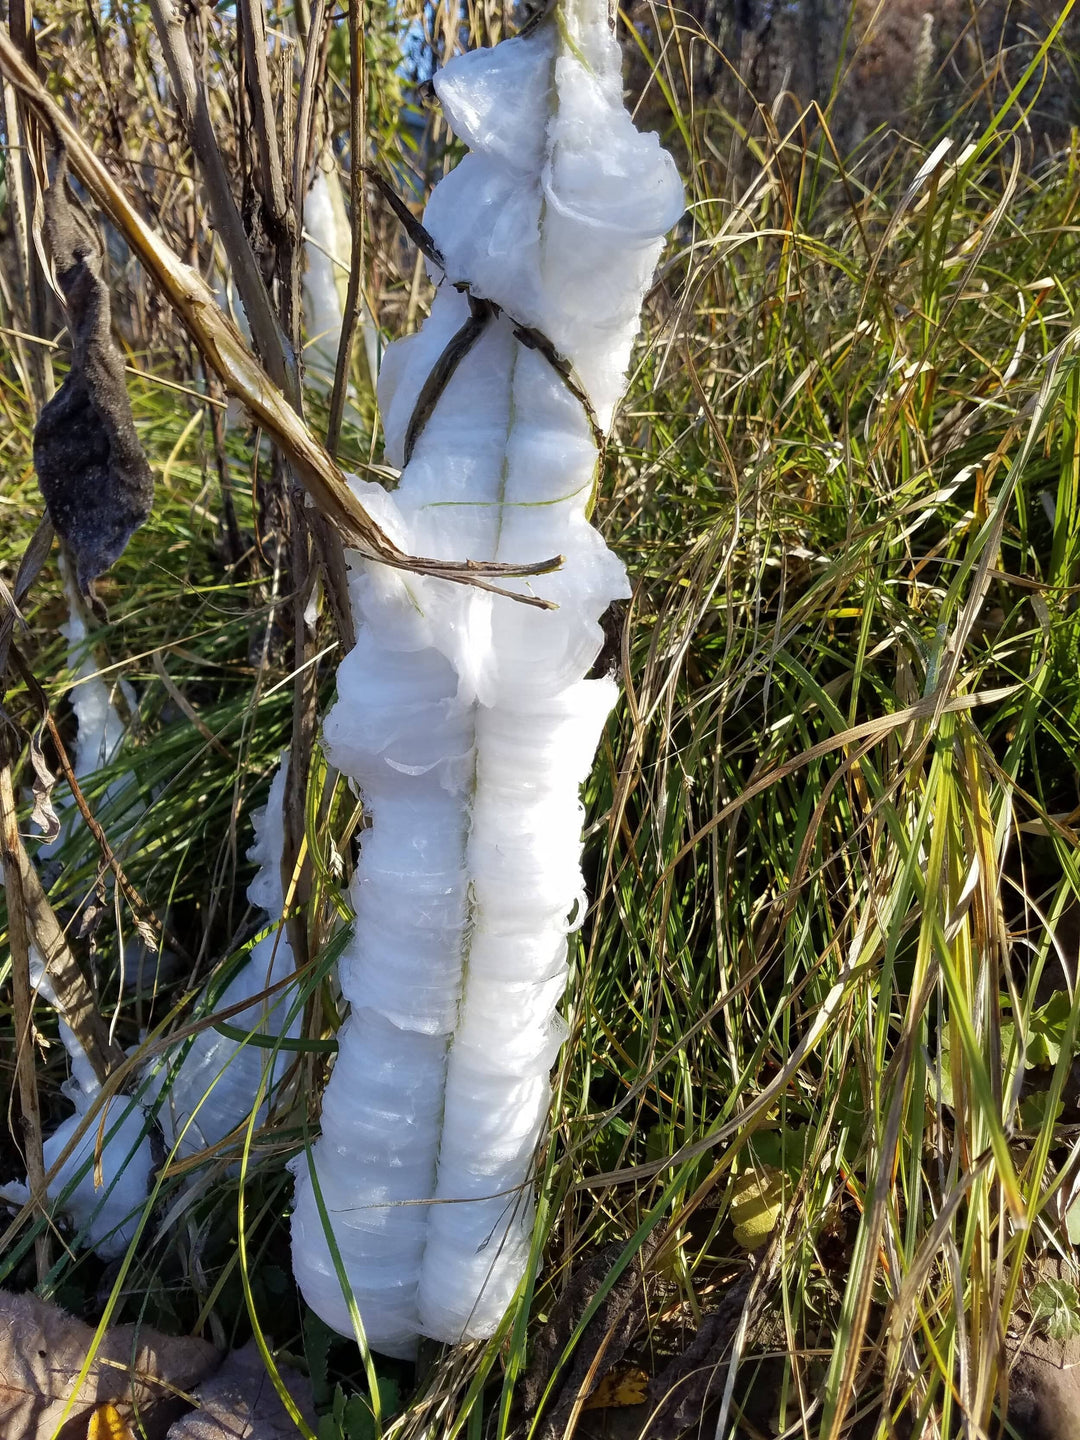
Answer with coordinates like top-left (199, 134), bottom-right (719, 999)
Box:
top-left (10, 845), bottom-right (127, 1085)
top-left (0, 30), bottom-right (562, 608)
top-left (0, 759), bottom-right (49, 1280)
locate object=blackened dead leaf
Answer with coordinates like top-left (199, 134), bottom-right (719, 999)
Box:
top-left (517, 1237), bottom-right (658, 1440)
top-left (0, 1289), bottom-right (219, 1440)
top-left (33, 152), bottom-right (153, 590)
top-left (645, 1272), bottom-right (753, 1439)
top-left (165, 1342), bottom-right (316, 1440)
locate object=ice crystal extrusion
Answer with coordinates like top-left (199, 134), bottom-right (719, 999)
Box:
top-left (288, 2), bottom-right (683, 1356)
top-left (144, 759), bottom-right (300, 1161)
top-left (0, 763), bottom-right (298, 1257)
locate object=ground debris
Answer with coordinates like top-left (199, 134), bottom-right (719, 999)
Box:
top-left (642, 1270), bottom-right (753, 1439)
top-left (516, 1237), bottom-right (658, 1440)
top-left (0, 1289), bottom-right (219, 1439)
top-left (165, 1341), bottom-right (316, 1440)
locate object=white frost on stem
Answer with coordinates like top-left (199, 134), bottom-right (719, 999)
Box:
top-left (38, 570), bottom-right (141, 863)
top-left (303, 156), bottom-right (378, 406)
top-left (290, 8), bottom-right (682, 1355)
top-left (0, 960), bottom-right (155, 1260)
top-left (0, 761), bottom-right (300, 1257)
top-left (144, 757), bottom-right (300, 1159)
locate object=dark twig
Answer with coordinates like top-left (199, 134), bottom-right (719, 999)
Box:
top-left (325, 0), bottom-right (368, 459)
top-left (368, 166), bottom-right (605, 461)
top-left (512, 322), bottom-right (606, 455)
top-left (361, 163), bottom-right (445, 271)
top-left (403, 296), bottom-right (494, 466)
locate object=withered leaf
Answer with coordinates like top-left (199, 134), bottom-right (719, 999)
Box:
top-left (33, 151), bottom-right (154, 591)
top-left (165, 1342), bottom-right (316, 1440)
top-left (645, 1272), bottom-right (753, 1439)
top-left (28, 721), bottom-right (61, 842)
top-left (581, 1365), bottom-right (649, 1411)
top-left (0, 1289), bottom-right (219, 1440)
top-left (517, 1237), bottom-right (658, 1440)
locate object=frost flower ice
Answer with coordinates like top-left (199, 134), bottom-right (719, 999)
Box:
top-left (289, 0), bottom-right (683, 1357)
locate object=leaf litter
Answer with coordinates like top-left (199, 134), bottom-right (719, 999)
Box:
top-left (0, 1292), bottom-right (316, 1440)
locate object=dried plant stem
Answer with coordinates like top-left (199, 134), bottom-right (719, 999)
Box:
top-left (0, 31), bottom-right (562, 605)
top-left (9, 834), bottom-right (126, 1084)
top-left (325, 0), bottom-right (365, 460)
top-left (147, 0), bottom-right (293, 400)
top-left (0, 758), bottom-right (49, 1281)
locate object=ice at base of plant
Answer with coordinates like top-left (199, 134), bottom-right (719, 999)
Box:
top-left (0, 961), bottom-right (154, 1260)
top-left (289, 3), bottom-right (682, 1355)
top-left (143, 758), bottom-right (301, 1160)
top-left (0, 761), bottom-right (300, 1258)
top-left (37, 573), bottom-right (142, 864)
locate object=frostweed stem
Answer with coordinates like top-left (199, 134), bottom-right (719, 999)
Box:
top-left (289, 3), bottom-right (683, 1353)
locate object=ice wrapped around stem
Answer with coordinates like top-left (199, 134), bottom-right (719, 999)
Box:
top-left (0, 762), bottom-right (300, 1257)
top-left (289, 0), bottom-right (682, 1356)
top-left (144, 758), bottom-right (301, 1160)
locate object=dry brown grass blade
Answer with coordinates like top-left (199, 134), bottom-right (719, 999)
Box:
top-left (0, 31), bottom-right (562, 608)
top-left (11, 839), bottom-right (127, 1085)
top-left (0, 760), bottom-right (49, 1281)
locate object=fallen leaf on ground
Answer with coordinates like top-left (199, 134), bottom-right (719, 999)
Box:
top-left (730, 1166), bottom-right (785, 1250)
top-left (0, 1289), bottom-right (219, 1440)
top-left (166, 1342), bottom-right (316, 1440)
top-left (646, 1272), bottom-right (754, 1439)
top-left (87, 1402), bottom-right (137, 1439)
top-left (581, 1366), bottom-right (650, 1411)
top-left (517, 1237), bottom-right (659, 1440)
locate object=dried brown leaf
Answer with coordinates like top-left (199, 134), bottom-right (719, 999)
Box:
top-left (165, 1343), bottom-right (315, 1440)
top-left (644, 1272), bottom-right (752, 1439)
top-left (28, 722), bottom-right (60, 843)
top-left (518, 1238), bottom-right (658, 1440)
top-left (0, 1290), bottom-right (219, 1440)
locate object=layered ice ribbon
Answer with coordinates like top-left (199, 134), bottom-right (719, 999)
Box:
top-left (289, 7), bottom-right (683, 1356)
top-left (1, 762), bottom-right (299, 1257)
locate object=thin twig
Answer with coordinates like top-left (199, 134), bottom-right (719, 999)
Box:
top-left (325, 0), bottom-right (366, 458)
top-left (0, 758), bottom-right (49, 1281)
top-left (0, 516), bottom-right (53, 696)
top-left (147, 0), bottom-right (295, 400)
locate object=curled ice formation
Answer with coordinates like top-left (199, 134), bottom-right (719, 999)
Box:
top-left (289, 1), bottom-right (682, 1356)
top-left (1, 762), bottom-right (299, 1257)
top-left (144, 758), bottom-right (300, 1160)
top-left (0, 961), bottom-right (154, 1260)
